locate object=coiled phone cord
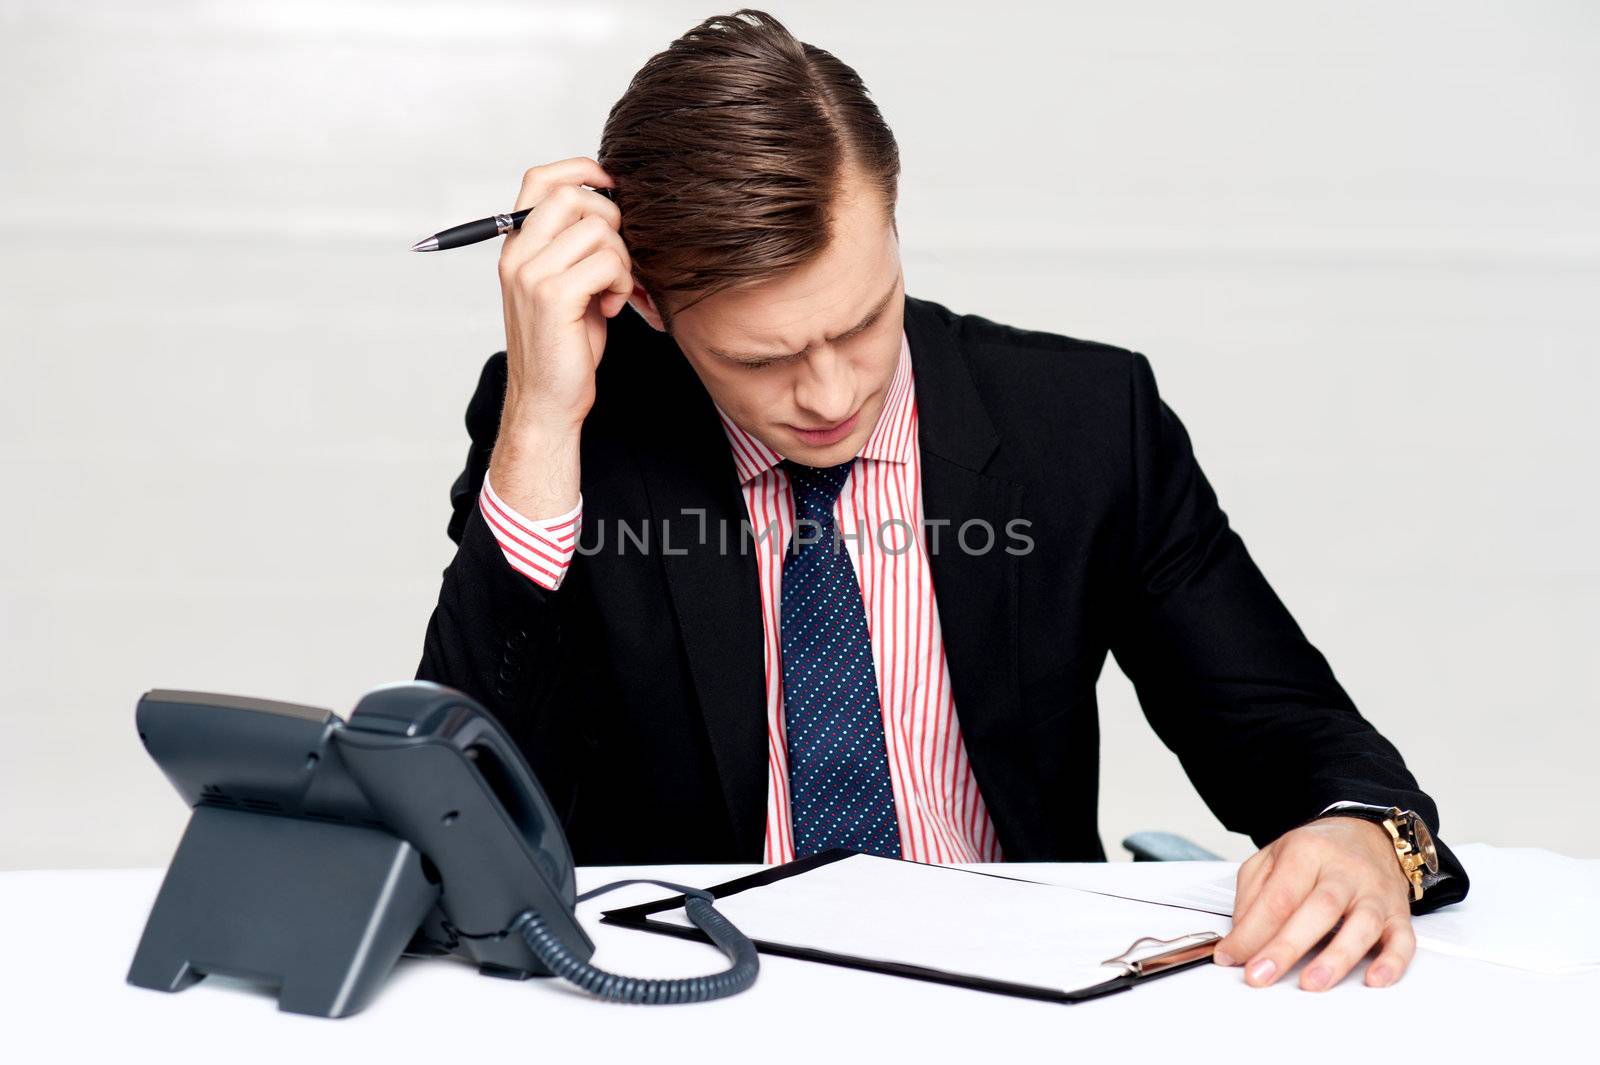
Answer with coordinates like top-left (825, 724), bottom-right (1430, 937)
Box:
top-left (509, 878), bottom-right (760, 1004)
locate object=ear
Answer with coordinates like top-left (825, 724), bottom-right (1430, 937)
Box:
top-left (627, 285), bottom-right (668, 333)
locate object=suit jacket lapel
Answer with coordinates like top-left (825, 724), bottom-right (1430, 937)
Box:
top-left (903, 296), bottom-right (1031, 851)
top-left (626, 336), bottom-right (768, 858)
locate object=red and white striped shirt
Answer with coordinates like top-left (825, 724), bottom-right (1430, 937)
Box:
top-left (478, 328), bottom-right (1003, 864)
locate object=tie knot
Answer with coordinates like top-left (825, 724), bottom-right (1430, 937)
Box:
top-left (782, 458), bottom-right (855, 509)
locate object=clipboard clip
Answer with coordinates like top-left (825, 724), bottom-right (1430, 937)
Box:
top-left (1102, 931), bottom-right (1222, 977)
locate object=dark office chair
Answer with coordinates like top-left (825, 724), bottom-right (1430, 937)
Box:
top-left (1121, 831), bottom-right (1222, 862)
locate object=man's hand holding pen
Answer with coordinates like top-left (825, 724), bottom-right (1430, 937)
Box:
top-left (482, 157), bottom-right (631, 524)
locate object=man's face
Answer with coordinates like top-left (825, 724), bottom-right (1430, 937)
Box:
top-left (630, 175), bottom-right (905, 468)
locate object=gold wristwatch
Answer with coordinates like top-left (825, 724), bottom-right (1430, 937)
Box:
top-left (1320, 802), bottom-right (1441, 901)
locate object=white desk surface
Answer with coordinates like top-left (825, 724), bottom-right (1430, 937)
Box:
top-left (2, 858), bottom-right (1587, 1064)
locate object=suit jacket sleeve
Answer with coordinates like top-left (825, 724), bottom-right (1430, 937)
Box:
top-left (413, 351), bottom-right (583, 821)
top-left (1108, 352), bottom-right (1467, 911)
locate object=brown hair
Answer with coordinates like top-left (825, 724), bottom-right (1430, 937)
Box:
top-left (598, 8), bottom-right (900, 328)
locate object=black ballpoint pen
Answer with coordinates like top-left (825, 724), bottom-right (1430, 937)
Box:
top-left (410, 186), bottom-right (614, 252)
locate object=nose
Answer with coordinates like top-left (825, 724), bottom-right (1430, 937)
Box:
top-left (792, 347), bottom-right (855, 425)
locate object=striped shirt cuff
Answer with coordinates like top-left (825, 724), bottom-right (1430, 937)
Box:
top-left (478, 476), bottom-right (582, 591)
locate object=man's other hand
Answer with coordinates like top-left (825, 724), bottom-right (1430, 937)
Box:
top-left (1213, 816), bottom-right (1415, 990)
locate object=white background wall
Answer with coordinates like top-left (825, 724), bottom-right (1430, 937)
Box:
top-left (3, 1), bottom-right (1596, 870)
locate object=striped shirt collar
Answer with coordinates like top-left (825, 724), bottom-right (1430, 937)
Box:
top-left (714, 328), bottom-right (916, 485)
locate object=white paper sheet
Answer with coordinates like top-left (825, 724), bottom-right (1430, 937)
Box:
top-left (1034, 843), bottom-right (1600, 975)
top-left (1085, 873), bottom-right (1239, 917)
top-left (1409, 845), bottom-right (1600, 974)
top-left (646, 854), bottom-right (1231, 994)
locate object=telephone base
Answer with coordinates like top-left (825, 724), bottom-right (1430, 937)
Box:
top-left (127, 804), bottom-right (441, 1018)
top-left (477, 962), bottom-right (543, 981)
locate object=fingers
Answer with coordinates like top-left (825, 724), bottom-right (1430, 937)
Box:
top-left (518, 213), bottom-right (633, 292)
top-left (1239, 876), bottom-right (1354, 987)
top-left (501, 184), bottom-right (623, 275)
top-left (498, 178), bottom-right (633, 327)
top-left (537, 246), bottom-right (631, 327)
top-left (1362, 913), bottom-right (1416, 988)
top-left (493, 158), bottom-right (627, 429)
top-left (514, 181), bottom-right (622, 243)
top-left (1217, 819), bottom-right (1422, 991)
top-left (501, 157), bottom-right (622, 279)
top-left (511, 157), bottom-right (614, 213)
top-left (1232, 850), bottom-right (1272, 925)
top-left (1297, 899), bottom-right (1386, 990)
top-left (1214, 852), bottom-right (1314, 970)
top-left (1214, 851), bottom-right (1270, 967)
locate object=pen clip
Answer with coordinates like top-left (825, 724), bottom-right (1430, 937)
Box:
top-left (1101, 931), bottom-right (1221, 977)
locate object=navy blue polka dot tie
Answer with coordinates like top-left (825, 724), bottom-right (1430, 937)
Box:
top-left (779, 458), bottom-right (902, 860)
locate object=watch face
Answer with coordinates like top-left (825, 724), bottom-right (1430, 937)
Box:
top-left (1410, 815), bottom-right (1440, 874)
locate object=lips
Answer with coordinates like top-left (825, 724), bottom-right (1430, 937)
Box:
top-left (789, 410), bottom-right (859, 447)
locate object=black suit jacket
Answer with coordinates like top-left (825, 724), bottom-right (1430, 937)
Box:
top-left (416, 294), bottom-right (1467, 909)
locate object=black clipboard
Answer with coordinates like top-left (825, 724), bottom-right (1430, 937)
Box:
top-left (600, 848), bottom-right (1221, 1004)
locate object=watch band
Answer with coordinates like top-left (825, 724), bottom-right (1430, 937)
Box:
top-left (1314, 801), bottom-right (1444, 901)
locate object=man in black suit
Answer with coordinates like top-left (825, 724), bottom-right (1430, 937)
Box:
top-left (416, 12), bottom-right (1466, 994)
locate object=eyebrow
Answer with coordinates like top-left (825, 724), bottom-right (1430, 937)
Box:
top-left (708, 280), bottom-right (900, 363)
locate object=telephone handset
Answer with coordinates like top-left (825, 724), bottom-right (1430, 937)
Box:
top-left (128, 681), bottom-right (758, 1017)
